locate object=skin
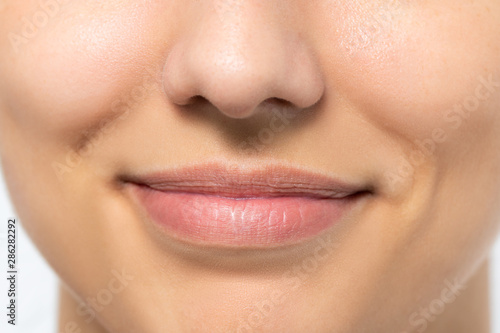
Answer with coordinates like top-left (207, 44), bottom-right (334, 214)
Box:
top-left (1, 0), bottom-right (500, 332)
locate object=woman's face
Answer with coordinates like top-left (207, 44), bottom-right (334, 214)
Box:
top-left (1, 1), bottom-right (500, 332)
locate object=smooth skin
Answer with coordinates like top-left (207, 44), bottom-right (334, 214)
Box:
top-left (1, 1), bottom-right (500, 332)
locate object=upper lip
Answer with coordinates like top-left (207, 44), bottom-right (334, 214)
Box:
top-left (120, 163), bottom-right (371, 199)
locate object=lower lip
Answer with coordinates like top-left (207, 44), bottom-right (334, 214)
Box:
top-left (130, 185), bottom-right (363, 247)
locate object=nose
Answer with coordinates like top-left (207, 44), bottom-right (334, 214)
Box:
top-left (162, 2), bottom-right (325, 119)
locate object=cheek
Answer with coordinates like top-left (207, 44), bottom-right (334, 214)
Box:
top-left (322, 1), bottom-right (500, 141)
top-left (0, 1), bottom-right (170, 141)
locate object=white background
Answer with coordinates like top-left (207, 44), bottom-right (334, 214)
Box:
top-left (0, 171), bottom-right (499, 333)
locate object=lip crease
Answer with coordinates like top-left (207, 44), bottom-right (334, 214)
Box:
top-left (122, 163), bottom-right (371, 248)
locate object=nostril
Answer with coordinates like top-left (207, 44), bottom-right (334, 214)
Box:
top-left (264, 97), bottom-right (294, 109)
top-left (186, 95), bottom-right (208, 106)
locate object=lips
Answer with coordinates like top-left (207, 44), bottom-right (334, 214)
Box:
top-left (123, 163), bottom-right (371, 247)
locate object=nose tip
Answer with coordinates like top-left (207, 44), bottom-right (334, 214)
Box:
top-left (162, 12), bottom-right (325, 119)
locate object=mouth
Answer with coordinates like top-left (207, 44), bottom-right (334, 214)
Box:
top-left (121, 163), bottom-right (373, 248)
